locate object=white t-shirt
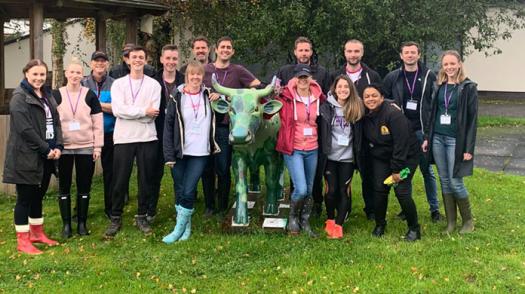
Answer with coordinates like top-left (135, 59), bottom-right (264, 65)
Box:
top-left (181, 90), bottom-right (211, 156)
top-left (347, 68), bottom-right (363, 83)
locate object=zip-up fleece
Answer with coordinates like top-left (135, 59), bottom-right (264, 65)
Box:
top-left (81, 73), bottom-right (115, 133)
top-left (54, 87), bottom-right (104, 152)
top-left (163, 86), bottom-right (220, 163)
top-left (382, 62), bottom-right (436, 132)
top-left (276, 78), bottom-right (325, 155)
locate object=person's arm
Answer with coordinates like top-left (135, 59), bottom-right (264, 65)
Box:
top-left (110, 80), bottom-right (149, 120)
top-left (10, 94), bottom-right (50, 156)
top-left (86, 90), bottom-right (104, 158)
top-left (163, 98), bottom-right (177, 164)
top-left (389, 110), bottom-right (411, 173)
top-left (463, 83), bottom-right (478, 160)
top-left (382, 72), bottom-right (395, 101)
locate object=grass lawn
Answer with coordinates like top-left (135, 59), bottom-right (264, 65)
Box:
top-left (478, 116), bottom-right (525, 128)
top-left (0, 167), bottom-right (524, 293)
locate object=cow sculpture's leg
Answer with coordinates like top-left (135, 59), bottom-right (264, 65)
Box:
top-left (232, 151), bottom-right (249, 225)
top-left (249, 165), bottom-right (261, 193)
top-left (263, 153), bottom-right (281, 215)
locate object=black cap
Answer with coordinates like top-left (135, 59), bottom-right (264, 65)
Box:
top-left (122, 43), bottom-right (135, 57)
top-left (91, 51), bottom-right (108, 61)
top-left (293, 64), bottom-right (312, 78)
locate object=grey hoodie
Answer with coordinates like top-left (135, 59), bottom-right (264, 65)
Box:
top-left (327, 94), bottom-right (353, 162)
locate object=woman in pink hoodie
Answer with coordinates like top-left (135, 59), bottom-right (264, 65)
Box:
top-left (276, 64), bottom-right (325, 237)
top-left (53, 58), bottom-right (103, 238)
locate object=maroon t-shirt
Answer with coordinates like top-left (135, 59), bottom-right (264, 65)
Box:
top-left (204, 63), bottom-right (257, 126)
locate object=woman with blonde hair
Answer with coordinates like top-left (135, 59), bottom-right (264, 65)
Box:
top-left (53, 58), bottom-right (103, 237)
top-left (422, 50), bottom-right (478, 234)
top-left (318, 75), bottom-right (364, 239)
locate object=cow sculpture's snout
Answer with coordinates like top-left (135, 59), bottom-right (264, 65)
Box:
top-left (229, 128), bottom-right (253, 144)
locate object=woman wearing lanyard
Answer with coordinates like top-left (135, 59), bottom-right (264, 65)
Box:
top-left (422, 50), bottom-right (478, 234)
top-left (318, 75), bottom-right (364, 239)
top-left (276, 64), bottom-right (325, 237)
top-left (53, 58), bottom-right (103, 238)
top-left (3, 59), bottom-right (62, 254)
top-left (362, 84), bottom-right (421, 241)
top-left (162, 61), bottom-right (220, 243)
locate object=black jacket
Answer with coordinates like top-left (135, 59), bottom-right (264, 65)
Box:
top-left (362, 101), bottom-right (420, 173)
top-left (109, 61), bottom-right (157, 79)
top-left (3, 81), bottom-right (63, 185)
top-left (331, 63), bottom-right (382, 98)
top-left (424, 79), bottom-right (478, 178)
top-left (154, 69), bottom-right (185, 142)
top-left (276, 63), bottom-right (332, 94)
top-left (317, 101), bottom-right (363, 173)
top-left (163, 88), bottom-right (220, 163)
top-left (382, 62), bottom-right (436, 132)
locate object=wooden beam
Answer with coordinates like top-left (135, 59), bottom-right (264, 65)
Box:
top-left (30, 2), bottom-right (44, 60)
top-left (95, 15), bottom-right (107, 52)
top-left (0, 16), bottom-right (5, 107)
top-left (125, 16), bottom-right (137, 45)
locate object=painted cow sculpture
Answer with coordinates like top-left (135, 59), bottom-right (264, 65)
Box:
top-left (211, 74), bottom-right (284, 225)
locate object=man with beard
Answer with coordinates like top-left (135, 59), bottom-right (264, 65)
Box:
top-left (180, 36), bottom-right (212, 74)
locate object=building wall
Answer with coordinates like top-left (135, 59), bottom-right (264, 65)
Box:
top-left (4, 21), bottom-right (95, 88)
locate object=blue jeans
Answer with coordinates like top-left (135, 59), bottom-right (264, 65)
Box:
top-left (283, 149), bottom-right (318, 201)
top-left (416, 130), bottom-right (439, 212)
top-left (171, 155), bottom-right (209, 209)
top-left (432, 134), bottom-right (468, 198)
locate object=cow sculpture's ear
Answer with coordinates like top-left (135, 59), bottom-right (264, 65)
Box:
top-left (262, 100), bottom-right (283, 115)
top-left (211, 98), bottom-right (230, 114)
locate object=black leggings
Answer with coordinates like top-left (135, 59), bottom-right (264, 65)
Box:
top-left (14, 159), bottom-right (56, 225)
top-left (324, 160), bottom-right (355, 225)
top-left (371, 155), bottom-right (419, 230)
top-left (58, 154), bottom-right (95, 198)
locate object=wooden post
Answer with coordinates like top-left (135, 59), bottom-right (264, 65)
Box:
top-left (0, 16), bottom-right (5, 107)
top-left (30, 2), bottom-right (44, 60)
top-left (125, 16), bottom-right (137, 45)
top-left (95, 15), bottom-right (107, 52)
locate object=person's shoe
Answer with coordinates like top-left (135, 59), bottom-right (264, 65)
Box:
top-left (204, 208), bottom-right (215, 218)
top-left (135, 215), bottom-right (152, 234)
top-left (17, 232), bottom-right (43, 255)
top-left (163, 205), bottom-right (194, 244)
top-left (324, 219), bottom-right (335, 235)
top-left (431, 210), bottom-right (442, 223)
top-left (77, 194), bottom-right (90, 236)
top-left (372, 224), bottom-right (386, 237)
top-left (405, 226), bottom-right (421, 242)
top-left (442, 193), bottom-right (457, 234)
top-left (300, 197), bottom-right (318, 238)
top-left (146, 214), bottom-right (156, 225)
top-left (179, 211), bottom-right (194, 241)
top-left (29, 219), bottom-right (58, 246)
top-left (287, 199), bottom-right (302, 235)
top-left (457, 197), bottom-right (474, 234)
top-left (397, 211), bottom-right (407, 220)
top-left (58, 195), bottom-right (73, 239)
top-left (104, 216), bottom-right (122, 238)
top-left (328, 224), bottom-right (343, 239)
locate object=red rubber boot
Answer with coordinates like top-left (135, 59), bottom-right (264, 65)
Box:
top-left (17, 232), bottom-right (43, 255)
top-left (29, 224), bottom-right (58, 246)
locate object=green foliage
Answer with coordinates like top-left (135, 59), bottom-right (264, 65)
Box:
top-left (0, 167), bottom-right (524, 292)
top-left (105, 19), bottom-right (126, 66)
top-left (478, 115), bottom-right (525, 127)
top-left (50, 20), bottom-right (67, 57)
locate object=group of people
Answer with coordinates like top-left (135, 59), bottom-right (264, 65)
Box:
top-left (3, 35), bottom-right (478, 255)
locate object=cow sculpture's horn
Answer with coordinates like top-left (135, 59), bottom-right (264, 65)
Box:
top-left (211, 73), bottom-right (236, 97)
top-left (253, 76), bottom-right (277, 98)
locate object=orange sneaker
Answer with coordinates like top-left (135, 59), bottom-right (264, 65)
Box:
top-left (328, 224), bottom-right (343, 239)
top-left (324, 219), bottom-right (335, 235)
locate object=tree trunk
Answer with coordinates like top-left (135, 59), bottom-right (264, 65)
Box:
top-left (51, 20), bottom-right (66, 89)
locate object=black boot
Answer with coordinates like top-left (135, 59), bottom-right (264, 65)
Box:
top-left (104, 216), bottom-right (122, 238)
top-left (287, 199), bottom-right (302, 235)
top-left (58, 194), bottom-right (72, 238)
top-left (77, 194), bottom-right (90, 236)
top-left (405, 225), bottom-right (421, 242)
top-left (135, 214), bottom-right (152, 234)
top-left (372, 223), bottom-right (386, 237)
top-left (300, 197), bottom-right (318, 238)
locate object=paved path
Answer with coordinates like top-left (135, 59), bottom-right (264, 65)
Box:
top-left (478, 100), bottom-right (525, 118)
top-left (475, 126), bottom-right (525, 175)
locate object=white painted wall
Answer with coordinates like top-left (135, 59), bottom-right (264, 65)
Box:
top-left (4, 21), bottom-right (95, 88)
top-left (463, 9), bottom-right (525, 92)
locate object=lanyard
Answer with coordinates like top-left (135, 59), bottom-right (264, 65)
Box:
top-left (216, 69), bottom-right (228, 85)
top-left (444, 84), bottom-right (455, 114)
top-left (162, 80), bottom-right (175, 99)
top-left (65, 87), bottom-right (82, 118)
top-left (128, 75), bottom-right (144, 104)
top-left (184, 89), bottom-right (201, 120)
top-left (404, 68), bottom-right (419, 98)
top-left (301, 95), bottom-right (311, 121)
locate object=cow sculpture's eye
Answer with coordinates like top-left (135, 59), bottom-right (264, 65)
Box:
top-left (253, 106), bottom-right (259, 113)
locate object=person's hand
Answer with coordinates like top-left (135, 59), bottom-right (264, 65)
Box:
top-left (93, 150), bottom-right (101, 161)
top-left (47, 150), bottom-right (55, 160)
top-left (166, 161), bottom-right (175, 168)
top-left (53, 149), bottom-right (61, 160)
top-left (392, 173), bottom-right (401, 183)
top-left (146, 107), bottom-right (160, 118)
top-left (209, 93), bottom-right (220, 101)
top-left (421, 140), bottom-right (428, 152)
top-left (273, 84), bottom-right (282, 95)
top-left (463, 153), bottom-right (473, 161)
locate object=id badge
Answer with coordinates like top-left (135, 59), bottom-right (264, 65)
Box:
top-left (440, 114), bottom-right (451, 125)
top-left (303, 128), bottom-right (313, 136)
top-left (406, 99), bottom-right (418, 111)
top-left (69, 121), bottom-right (81, 131)
top-left (189, 123), bottom-right (201, 134)
top-left (337, 135), bottom-right (350, 146)
top-left (46, 125), bottom-right (54, 139)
